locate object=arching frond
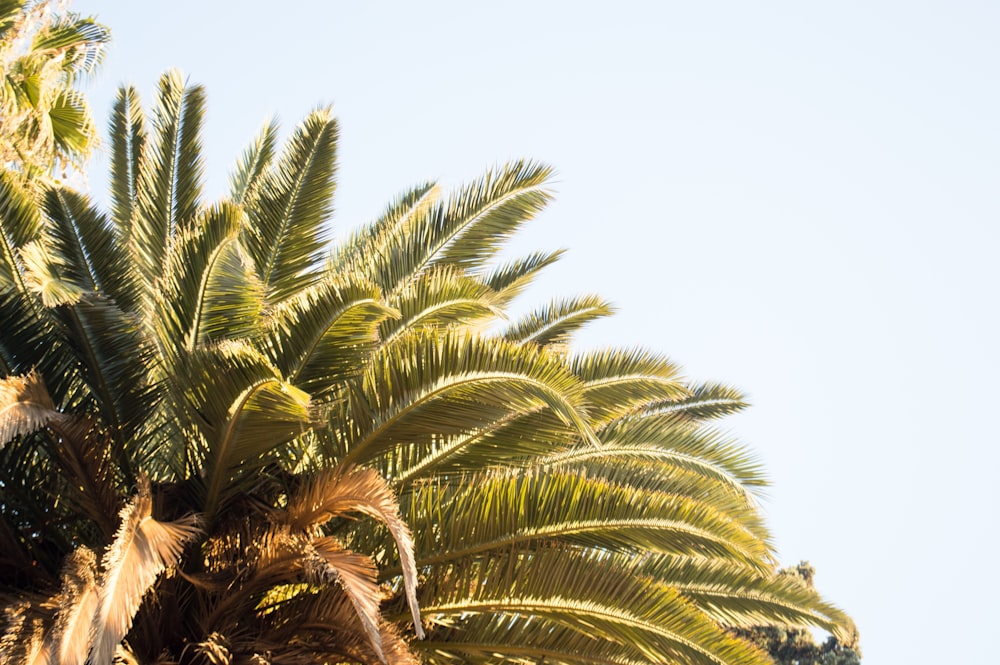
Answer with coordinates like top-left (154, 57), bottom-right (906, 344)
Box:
top-left (337, 329), bottom-right (597, 468)
top-left (285, 465), bottom-right (423, 639)
top-left (637, 554), bottom-right (858, 645)
top-left (502, 294), bottom-right (615, 347)
top-left (481, 248), bottom-right (565, 307)
top-left (260, 274), bottom-right (394, 397)
top-left (416, 546), bottom-right (772, 665)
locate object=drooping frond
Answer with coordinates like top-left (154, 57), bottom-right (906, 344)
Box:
top-left (571, 347), bottom-right (689, 425)
top-left (307, 538), bottom-right (388, 663)
top-left (0, 370), bottom-right (63, 445)
top-left (636, 554), bottom-right (858, 645)
top-left (45, 546), bottom-right (99, 665)
top-left (416, 546), bottom-right (772, 665)
top-left (285, 465), bottom-right (423, 639)
top-left (337, 328), bottom-right (597, 468)
top-left (402, 466), bottom-right (772, 572)
top-left (502, 294), bottom-right (616, 347)
top-left (89, 477), bottom-right (201, 665)
top-left (178, 340), bottom-right (312, 515)
top-left (243, 108), bottom-right (338, 304)
top-left (595, 414), bottom-right (768, 489)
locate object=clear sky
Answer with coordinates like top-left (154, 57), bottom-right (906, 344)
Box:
top-left (78, 2), bottom-right (999, 663)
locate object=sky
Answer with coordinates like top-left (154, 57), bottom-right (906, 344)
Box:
top-left (77, 2), bottom-right (999, 663)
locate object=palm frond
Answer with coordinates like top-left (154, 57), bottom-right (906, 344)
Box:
top-left (502, 295), bottom-right (615, 347)
top-left (480, 248), bottom-right (565, 307)
top-left (337, 329), bottom-right (596, 468)
top-left (131, 70), bottom-right (205, 286)
top-left (0, 169), bottom-right (42, 292)
top-left (228, 116), bottom-right (279, 205)
top-left (307, 538), bottom-right (387, 663)
top-left (416, 546), bottom-right (772, 665)
top-left (641, 382), bottom-right (749, 421)
top-left (330, 181), bottom-right (439, 277)
top-left (45, 547), bottom-right (99, 665)
top-left (107, 84), bottom-right (146, 237)
top-left (380, 266), bottom-right (500, 344)
top-left (243, 108), bottom-right (338, 304)
top-left (637, 554), bottom-right (858, 645)
top-left (0, 369), bottom-right (64, 445)
top-left (42, 187), bottom-right (131, 307)
top-left (285, 465), bottom-right (423, 639)
top-left (90, 477), bottom-right (201, 665)
top-left (260, 274), bottom-right (394, 397)
top-left (402, 467), bottom-right (772, 571)
top-left (178, 340), bottom-right (312, 515)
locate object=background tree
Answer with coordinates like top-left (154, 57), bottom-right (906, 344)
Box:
top-left (0, 0), bottom-right (109, 182)
top-left (734, 564), bottom-right (862, 665)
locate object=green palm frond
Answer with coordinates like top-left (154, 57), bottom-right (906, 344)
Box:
top-left (502, 294), bottom-right (616, 347)
top-left (260, 274), bottom-right (394, 396)
top-left (150, 202), bottom-right (243, 359)
top-left (402, 467), bottom-right (772, 571)
top-left (337, 328), bottom-right (597, 467)
top-left (637, 554), bottom-right (857, 644)
top-left (331, 181), bottom-right (439, 277)
top-left (380, 266), bottom-right (500, 344)
top-left (368, 162), bottom-right (552, 296)
top-left (415, 546), bottom-right (772, 665)
top-left (178, 340), bottom-right (312, 515)
top-left (481, 248), bottom-right (565, 306)
top-left (243, 108), bottom-right (338, 304)
top-left (229, 116), bottom-right (279, 206)
top-left (572, 347), bottom-right (689, 425)
top-left (0, 170), bottom-right (42, 290)
top-left (595, 414), bottom-right (768, 489)
top-left (417, 613), bottom-right (653, 665)
top-left (41, 187), bottom-right (130, 303)
top-left (131, 71), bottom-right (205, 286)
top-left (107, 85), bottom-right (146, 236)
top-left (642, 382), bottom-right (750, 421)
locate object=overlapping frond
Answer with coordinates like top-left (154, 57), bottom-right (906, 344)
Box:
top-left (415, 546), bottom-right (772, 665)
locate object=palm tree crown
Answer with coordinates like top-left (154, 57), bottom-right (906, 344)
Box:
top-left (0, 71), bottom-right (858, 664)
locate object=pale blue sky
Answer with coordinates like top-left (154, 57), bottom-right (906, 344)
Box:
top-left (79, 2), bottom-right (999, 662)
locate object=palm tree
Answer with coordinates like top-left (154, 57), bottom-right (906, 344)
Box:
top-left (0, 71), bottom-right (857, 664)
top-left (0, 0), bottom-right (109, 181)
